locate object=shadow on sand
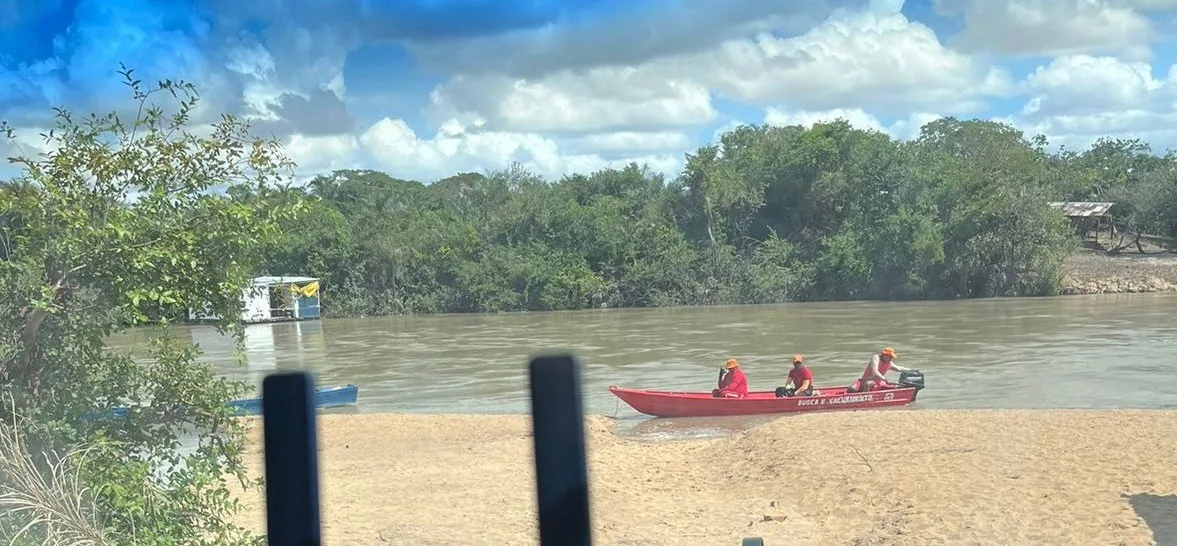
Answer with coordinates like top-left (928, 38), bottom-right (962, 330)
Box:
top-left (1126, 493), bottom-right (1177, 545)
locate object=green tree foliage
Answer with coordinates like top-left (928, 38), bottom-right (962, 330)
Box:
top-left (0, 67), bottom-right (297, 544)
top-left (1064, 137), bottom-right (1177, 252)
top-left (261, 117), bottom-right (1177, 316)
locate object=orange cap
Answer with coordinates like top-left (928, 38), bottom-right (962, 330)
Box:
top-left (725, 359), bottom-right (740, 369)
top-left (792, 354), bottom-right (804, 363)
top-left (881, 347), bottom-right (897, 358)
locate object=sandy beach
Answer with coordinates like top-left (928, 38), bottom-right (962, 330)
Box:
top-left (234, 410), bottom-right (1177, 545)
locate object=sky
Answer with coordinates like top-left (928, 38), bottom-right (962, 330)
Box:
top-left (3, 0), bottom-right (1177, 183)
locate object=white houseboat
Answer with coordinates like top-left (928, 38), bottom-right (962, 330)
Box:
top-left (188, 276), bottom-right (322, 324)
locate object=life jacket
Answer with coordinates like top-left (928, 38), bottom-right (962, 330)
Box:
top-left (859, 354), bottom-right (892, 380)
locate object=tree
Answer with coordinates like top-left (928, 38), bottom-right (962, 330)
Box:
top-left (0, 65), bottom-right (299, 544)
top-left (248, 114), bottom-right (1176, 318)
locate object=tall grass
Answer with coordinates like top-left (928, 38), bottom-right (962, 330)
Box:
top-left (0, 411), bottom-right (110, 546)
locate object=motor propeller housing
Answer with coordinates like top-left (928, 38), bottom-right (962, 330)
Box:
top-left (898, 370), bottom-right (926, 391)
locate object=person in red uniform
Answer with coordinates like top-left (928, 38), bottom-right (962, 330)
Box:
top-left (712, 358), bottom-right (748, 398)
top-left (776, 354), bottom-right (814, 397)
top-left (849, 347), bottom-right (911, 392)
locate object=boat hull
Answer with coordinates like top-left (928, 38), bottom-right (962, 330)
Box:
top-left (608, 385), bottom-right (919, 418)
top-left (94, 384), bottom-right (360, 421)
top-left (225, 383), bottom-right (359, 416)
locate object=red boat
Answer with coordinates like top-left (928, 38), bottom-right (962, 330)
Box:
top-left (608, 371), bottom-right (926, 418)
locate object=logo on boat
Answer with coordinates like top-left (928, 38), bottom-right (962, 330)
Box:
top-left (883, 392), bottom-right (894, 401)
top-left (796, 394), bottom-right (876, 407)
top-left (829, 394), bottom-right (874, 405)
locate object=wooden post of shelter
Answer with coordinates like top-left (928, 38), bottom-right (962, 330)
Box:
top-left (1048, 202), bottom-right (1115, 245)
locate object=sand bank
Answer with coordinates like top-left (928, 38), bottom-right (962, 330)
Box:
top-left (236, 410), bottom-right (1177, 545)
top-left (1062, 248), bottom-right (1177, 294)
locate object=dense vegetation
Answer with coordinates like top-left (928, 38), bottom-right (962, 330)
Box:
top-left (0, 70), bottom-right (294, 543)
top-left (261, 120), bottom-right (1177, 317)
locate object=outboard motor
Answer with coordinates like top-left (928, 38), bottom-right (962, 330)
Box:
top-left (898, 370), bottom-right (925, 392)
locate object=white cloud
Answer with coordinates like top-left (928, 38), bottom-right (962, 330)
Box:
top-left (1003, 55), bottom-right (1177, 151)
top-left (225, 42), bottom-right (277, 80)
top-left (343, 118), bottom-right (684, 182)
top-left (429, 72), bottom-right (717, 133)
top-left (283, 134), bottom-right (361, 176)
top-left (277, 2), bottom-right (1177, 182)
top-left (1018, 55), bottom-right (1175, 118)
top-left (562, 131), bottom-right (694, 154)
top-left (439, 2), bottom-right (1000, 160)
top-left (936, 0), bottom-right (1155, 57)
top-left (224, 42), bottom-right (285, 121)
top-left (402, 0), bottom-right (872, 79)
top-left (697, 11), bottom-right (1011, 113)
top-left (1124, 0), bottom-right (1177, 9)
top-left (428, 8), bottom-right (1010, 139)
top-left (11, 0), bottom-right (1177, 187)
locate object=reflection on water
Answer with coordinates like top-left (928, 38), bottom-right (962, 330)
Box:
top-left (180, 321), bottom-right (328, 388)
top-left (109, 293), bottom-right (1177, 416)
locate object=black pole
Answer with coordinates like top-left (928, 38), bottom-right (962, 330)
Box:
top-left (261, 372), bottom-right (323, 546)
top-left (528, 355), bottom-right (593, 546)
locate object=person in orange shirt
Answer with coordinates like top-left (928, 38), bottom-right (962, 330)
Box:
top-left (776, 354), bottom-right (814, 397)
top-left (712, 358), bottom-right (748, 398)
top-left (849, 347), bottom-right (912, 392)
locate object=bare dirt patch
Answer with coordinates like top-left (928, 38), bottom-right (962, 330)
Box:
top-left (1062, 241), bottom-right (1177, 294)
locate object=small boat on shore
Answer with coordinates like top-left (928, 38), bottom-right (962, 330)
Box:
top-left (609, 372), bottom-right (925, 418)
top-left (224, 383), bottom-right (359, 416)
top-left (95, 384), bottom-right (360, 421)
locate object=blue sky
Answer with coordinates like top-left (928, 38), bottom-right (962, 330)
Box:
top-left (3, 0), bottom-right (1177, 183)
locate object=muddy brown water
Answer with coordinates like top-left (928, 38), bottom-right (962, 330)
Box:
top-left (109, 292), bottom-right (1177, 428)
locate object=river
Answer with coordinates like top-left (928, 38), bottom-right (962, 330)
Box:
top-left (109, 292), bottom-right (1177, 417)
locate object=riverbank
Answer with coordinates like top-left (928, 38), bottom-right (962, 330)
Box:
top-left (235, 411), bottom-right (1177, 545)
top-left (1061, 246), bottom-right (1177, 295)
top-left (307, 247), bottom-right (1177, 321)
